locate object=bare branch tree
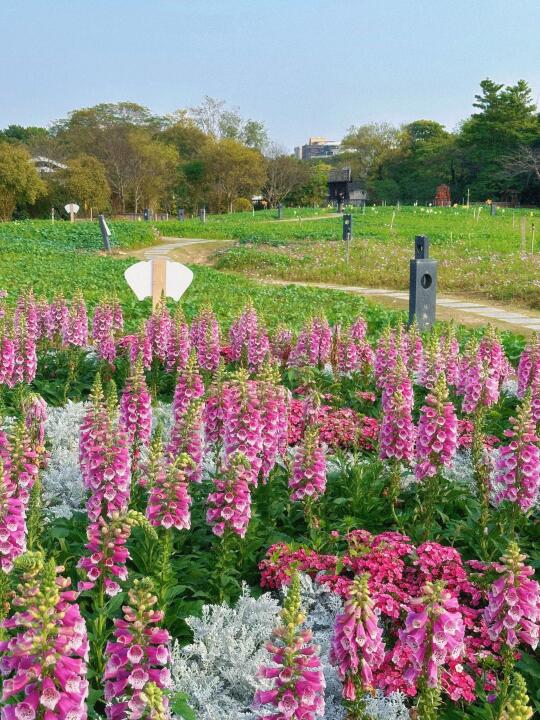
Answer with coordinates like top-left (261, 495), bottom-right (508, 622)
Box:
top-left (501, 145), bottom-right (540, 181)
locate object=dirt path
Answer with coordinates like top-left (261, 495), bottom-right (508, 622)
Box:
top-left (117, 236), bottom-right (540, 335)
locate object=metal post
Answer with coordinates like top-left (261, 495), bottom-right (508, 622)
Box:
top-left (343, 214), bottom-right (352, 267)
top-left (409, 235), bottom-right (437, 331)
top-left (98, 214), bottom-right (112, 253)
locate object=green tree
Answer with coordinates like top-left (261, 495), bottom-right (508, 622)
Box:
top-left (0, 125), bottom-right (49, 146)
top-left (263, 148), bottom-right (309, 207)
top-left (458, 79), bottom-right (540, 199)
top-left (288, 162), bottom-right (331, 206)
top-left (0, 143), bottom-right (45, 220)
top-left (61, 154), bottom-right (110, 215)
top-left (202, 138), bottom-right (266, 212)
top-left (341, 122), bottom-right (400, 181)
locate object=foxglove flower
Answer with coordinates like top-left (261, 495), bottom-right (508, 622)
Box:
top-left (290, 424), bottom-right (326, 502)
top-left (147, 455), bottom-right (192, 531)
top-left (166, 307), bottom-right (190, 372)
top-left (204, 361), bottom-right (226, 445)
top-left (329, 573), bottom-right (385, 698)
top-left (104, 578), bottom-right (171, 720)
top-left (271, 326), bottom-right (293, 366)
top-left (190, 305), bottom-right (220, 372)
top-left (415, 374), bottom-right (458, 480)
top-left (254, 572), bottom-right (325, 719)
top-left (0, 458), bottom-right (26, 572)
top-left (493, 393), bottom-right (540, 512)
top-left (168, 399), bottom-right (204, 483)
top-left (459, 342), bottom-right (499, 414)
top-left (418, 332), bottom-right (444, 389)
top-left (0, 552), bottom-right (89, 720)
top-left (517, 336), bottom-right (540, 398)
top-left (379, 388), bottom-right (416, 464)
top-left (146, 303), bottom-right (173, 364)
top-left (171, 353), bottom-right (204, 423)
top-left (222, 371), bottom-right (264, 483)
top-left (78, 510), bottom-right (157, 597)
top-left (0, 334), bottom-right (15, 386)
top-left (397, 580), bottom-right (465, 691)
top-left (119, 359), bottom-right (152, 473)
top-left (207, 452), bottom-right (252, 538)
top-left (484, 542), bottom-right (540, 650)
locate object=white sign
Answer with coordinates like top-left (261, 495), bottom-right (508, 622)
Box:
top-left (65, 203), bottom-right (80, 214)
top-left (124, 259), bottom-right (193, 303)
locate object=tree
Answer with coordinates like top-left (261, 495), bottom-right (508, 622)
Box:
top-left (59, 155), bottom-right (110, 215)
top-left (160, 118), bottom-right (209, 160)
top-left (263, 148), bottom-right (309, 207)
top-left (0, 143), bottom-right (45, 220)
top-left (202, 138), bottom-right (265, 213)
top-left (0, 125), bottom-right (49, 146)
top-left (288, 162), bottom-right (331, 206)
top-left (127, 131), bottom-right (179, 212)
top-left (458, 79), bottom-right (540, 198)
top-left (188, 96), bottom-right (268, 150)
top-left (341, 122), bottom-right (401, 181)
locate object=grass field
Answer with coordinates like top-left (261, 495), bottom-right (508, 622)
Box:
top-left (154, 206), bottom-right (540, 309)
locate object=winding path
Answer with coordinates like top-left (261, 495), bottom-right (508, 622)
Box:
top-left (136, 236), bottom-right (540, 334)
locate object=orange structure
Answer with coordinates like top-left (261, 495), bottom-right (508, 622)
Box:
top-left (434, 184), bottom-right (451, 206)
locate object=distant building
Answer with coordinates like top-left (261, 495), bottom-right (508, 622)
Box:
top-left (31, 156), bottom-right (67, 175)
top-left (327, 167), bottom-right (367, 207)
top-left (295, 136), bottom-right (341, 161)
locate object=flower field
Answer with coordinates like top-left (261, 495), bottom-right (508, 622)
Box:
top-left (0, 284), bottom-right (539, 720)
top-left (154, 206), bottom-right (540, 310)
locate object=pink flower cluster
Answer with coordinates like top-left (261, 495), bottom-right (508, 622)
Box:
top-left (147, 456), bottom-right (192, 530)
top-left (0, 553), bottom-right (89, 720)
top-left (330, 573), bottom-right (385, 697)
top-left (228, 302), bottom-right (270, 372)
top-left (92, 298), bottom-right (123, 364)
top-left (104, 578), bottom-right (171, 720)
top-left (493, 395), bottom-right (540, 511)
top-left (379, 387), bottom-right (416, 464)
top-left (190, 305), bottom-right (221, 371)
top-left (119, 360), bottom-right (152, 473)
top-left (0, 458), bottom-right (26, 572)
top-left (289, 315), bottom-right (332, 368)
top-left (415, 374), bottom-right (458, 480)
top-left (254, 573), bottom-right (325, 719)
top-left (290, 425), bottom-right (326, 502)
top-left (207, 452), bottom-right (252, 538)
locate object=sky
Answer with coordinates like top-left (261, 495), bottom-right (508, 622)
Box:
top-left (1, 0), bottom-right (540, 151)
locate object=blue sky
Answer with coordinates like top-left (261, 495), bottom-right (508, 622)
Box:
top-left (1, 0), bottom-right (539, 150)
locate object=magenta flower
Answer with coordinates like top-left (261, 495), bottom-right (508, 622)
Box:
top-left (517, 336), bottom-right (540, 398)
top-left (374, 327), bottom-right (406, 388)
top-left (203, 362), bottom-right (226, 445)
top-left (84, 424), bottom-right (131, 523)
top-left (146, 303), bottom-right (173, 364)
top-left (418, 333), bottom-right (445, 389)
top-left (228, 302), bottom-right (269, 372)
top-left (493, 394), bottom-right (540, 512)
top-left (271, 326), bottom-right (293, 366)
top-left (147, 455), bottom-right (192, 530)
top-left (93, 298), bottom-right (122, 364)
top-left (479, 326), bottom-right (511, 388)
top-left (104, 578), bottom-right (171, 720)
top-left (119, 359), bottom-right (152, 474)
top-left (290, 424), bottom-right (326, 502)
top-left (0, 458), bottom-right (26, 572)
top-left (397, 581), bottom-right (465, 691)
top-left (458, 343), bottom-right (499, 414)
top-left (0, 552), bottom-right (89, 720)
top-left (171, 353), bottom-right (205, 422)
top-left (222, 371), bottom-right (264, 484)
top-left (0, 334), bottom-right (15, 386)
top-left (289, 316), bottom-right (331, 368)
top-left (67, 292), bottom-right (89, 347)
top-left (484, 542), bottom-right (540, 650)
top-left (439, 331), bottom-right (460, 387)
top-left (190, 305), bottom-right (220, 372)
top-left (254, 572), bottom-right (325, 719)
top-left (24, 393), bottom-right (48, 447)
top-left (259, 377), bottom-right (290, 479)
top-left (329, 573), bottom-right (385, 697)
top-left (207, 452), bottom-right (252, 538)
top-left (166, 307), bottom-right (191, 372)
top-left (78, 511), bottom-right (156, 597)
top-left (168, 399), bottom-right (204, 483)
top-left (415, 374), bottom-right (458, 481)
top-left (379, 387), bottom-right (416, 464)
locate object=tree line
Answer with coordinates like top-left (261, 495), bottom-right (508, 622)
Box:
top-left (0, 78), bottom-right (539, 220)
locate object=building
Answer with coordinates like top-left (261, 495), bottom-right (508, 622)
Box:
top-left (30, 156), bottom-right (67, 175)
top-left (327, 167), bottom-right (367, 207)
top-left (294, 136), bottom-right (341, 161)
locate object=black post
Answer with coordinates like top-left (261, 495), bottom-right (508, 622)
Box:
top-left (178, 208), bottom-right (185, 221)
top-left (98, 214), bottom-right (112, 253)
top-left (277, 204), bottom-right (284, 220)
top-left (409, 235), bottom-right (437, 330)
top-left (143, 208), bottom-right (150, 221)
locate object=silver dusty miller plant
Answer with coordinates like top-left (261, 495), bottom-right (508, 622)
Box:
top-left (170, 585), bottom-right (280, 720)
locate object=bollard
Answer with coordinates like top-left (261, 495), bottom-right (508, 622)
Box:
top-left (178, 208), bottom-right (185, 221)
top-left (409, 235), bottom-right (437, 331)
top-left (98, 214), bottom-right (112, 253)
top-left (199, 207), bottom-right (206, 223)
top-left (143, 208), bottom-right (150, 221)
top-left (342, 214), bottom-right (352, 265)
top-left (277, 204), bottom-right (284, 220)
top-left (491, 203), bottom-right (497, 216)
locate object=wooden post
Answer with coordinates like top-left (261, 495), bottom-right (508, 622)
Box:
top-left (51, 207), bottom-right (55, 223)
top-left (390, 211), bottom-right (396, 229)
top-left (151, 258), bottom-right (167, 309)
top-left (532, 223), bottom-right (536, 254)
top-left (70, 210), bottom-right (75, 223)
top-left (520, 217), bottom-right (527, 253)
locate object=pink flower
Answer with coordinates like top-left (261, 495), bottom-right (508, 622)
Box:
top-left (415, 374), bottom-right (458, 480)
top-left (104, 578), bottom-right (171, 719)
top-left (458, 343), bottom-right (499, 414)
top-left (146, 304), bottom-right (173, 364)
top-left (166, 307), bottom-right (190, 372)
top-left (190, 305), bottom-right (220, 372)
top-left (146, 456), bottom-right (192, 530)
top-left (0, 457), bottom-right (26, 572)
top-left (493, 393), bottom-right (540, 512)
top-left (379, 387), bottom-right (416, 464)
top-left (484, 542), bottom-right (540, 650)
top-left (0, 552), bottom-right (88, 720)
top-left (288, 316), bottom-right (331, 368)
top-left (254, 573), bottom-right (325, 719)
top-left (207, 452), bottom-right (252, 538)
top-left (171, 353), bottom-right (204, 422)
top-left (168, 399), bottom-right (204, 483)
top-left (119, 359), bottom-right (152, 474)
top-left (222, 372), bottom-right (264, 484)
top-left (290, 425), bottom-right (326, 502)
top-left (396, 581), bottom-right (465, 691)
top-left (517, 337), bottom-right (540, 398)
top-left (258, 371), bottom-right (290, 479)
top-left (329, 573), bottom-right (385, 695)
top-left (78, 511), bottom-right (156, 596)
